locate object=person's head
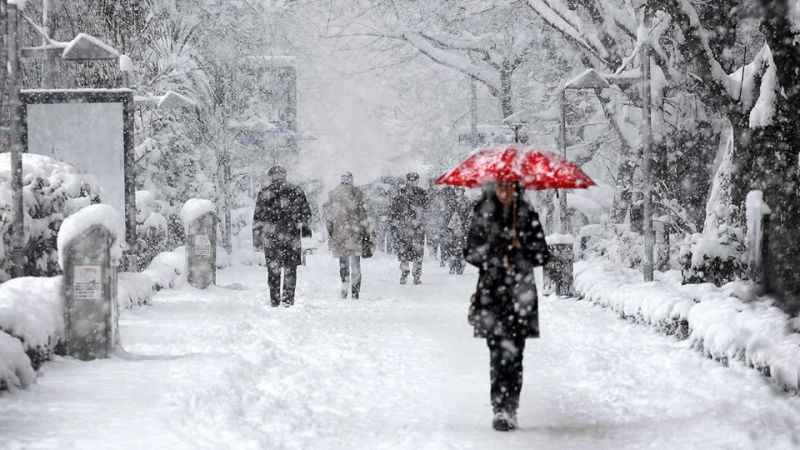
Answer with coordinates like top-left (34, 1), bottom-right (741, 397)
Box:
top-left (267, 165), bottom-right (287, 184)
top-left (495, 181), bottom-right (518, 206)
top-left (341, 171), bottom-right (354, 186)
top-left (406, 171), bottom-right (420, 187)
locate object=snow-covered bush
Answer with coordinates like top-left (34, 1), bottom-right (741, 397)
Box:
top-left (601, 225), bottom-right (644, 269)
top-left (680, 224), bottom-right (746, 287)
top-left (0, 154), bottom-right (101, 281)
top-left (135, 191), bottom-right (169, 269)
top-left (0, 276), bottom-right (64, 371)
top-left (0, 330), bottom-right (35, 392)
top-left (575, 260), bottom-right (800, 393)
top-left (118, 247), bottom-right (187, 309)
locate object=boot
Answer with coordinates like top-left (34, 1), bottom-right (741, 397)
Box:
top-left (400, 270), bottom-right (409, 285)
top-left (492, 411), bottom-right (516, 432)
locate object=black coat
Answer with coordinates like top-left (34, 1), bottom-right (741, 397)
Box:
top-left (253, 181), bottom-right (312, 267)
top-left (464, 191), bottom-right (550, 339)
top-left (388, 184), bottom-right (429, 259)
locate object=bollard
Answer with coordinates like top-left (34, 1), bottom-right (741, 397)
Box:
top-left (185, 211), bottom-right (217, 289)
top-left (62, 224), bottom-right (118, 360)
top-left (545, 234), bottom-right (575, 296)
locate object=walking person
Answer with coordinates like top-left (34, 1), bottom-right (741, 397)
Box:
top-left (444, 187), bottom-right (471, 274)
top-left (464, 181), bottom-right (550, 431)
top-left (388, 172), bottom-right (429, 284)
top-left (253, 166), bottom-right (312, 307)
top-left (324, 172), bottom-right (373, 299)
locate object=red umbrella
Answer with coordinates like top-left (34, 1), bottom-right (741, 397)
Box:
top-left (435, 146), bottom-right (595, 190)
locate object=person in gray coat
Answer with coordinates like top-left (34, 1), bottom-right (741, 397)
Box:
top-left (324, 172), bottom-right (373, 299)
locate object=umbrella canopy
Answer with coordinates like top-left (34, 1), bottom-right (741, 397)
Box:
top-left (435, 146), bottom-right (595, 190)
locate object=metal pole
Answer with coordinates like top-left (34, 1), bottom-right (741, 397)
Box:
top-left (469, 76), bottom-right (478, 146)
top-left (42, 0), bottom-right (57, 88)
top-left (640, 43), bottom-right (654, 282)
top-left (223, 149), bottom-right (232, 255)
top-left (558, 89), bottom-right (568, 234)
top-left (8, 3), bottom-right (25, 276)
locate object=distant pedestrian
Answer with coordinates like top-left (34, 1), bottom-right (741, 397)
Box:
top-left (324, 172), bottom-right (373, 299)
top-left (388, 172), bottom-right (429, 284)
top-left (253, 166), bottom-right (312, 307)
top-left (444, 187), bottom-right (470, 274)
top-left (464, 181), bottom-right (550, 431)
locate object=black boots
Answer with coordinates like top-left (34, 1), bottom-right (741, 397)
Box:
top-left (492, 411), bottom-right (517, 431)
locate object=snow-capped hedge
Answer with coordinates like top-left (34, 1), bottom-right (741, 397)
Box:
top-left (574, 260), bottom-right (800, 393)
top-left (0, 276), bottom-right (63, 371)
top-left (0, 330), bottom-right (35, 392)
top-left (117, 247), bottom-right (186, 309)
top-left (0, 153), bottom-right (101, 281)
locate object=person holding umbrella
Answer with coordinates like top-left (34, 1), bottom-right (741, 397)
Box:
top-left (437, 145), bottom-right (594, 431)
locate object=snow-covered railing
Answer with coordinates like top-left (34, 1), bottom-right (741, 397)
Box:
top-left (574, 260), bottom-right (800, 394)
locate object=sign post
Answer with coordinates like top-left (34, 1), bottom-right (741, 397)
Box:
top-left (185, 211), bottom-right (217, 289)
top-left (62, 225), bottom-right (118, 360)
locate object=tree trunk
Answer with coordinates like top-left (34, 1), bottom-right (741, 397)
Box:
top-left (499, 64), bottom-right (514, 121)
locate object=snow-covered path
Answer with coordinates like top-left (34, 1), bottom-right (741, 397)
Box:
top-left (2, 254), bottom-right (800, 449)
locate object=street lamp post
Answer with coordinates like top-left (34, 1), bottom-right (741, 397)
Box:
top-left (6, 2), bottom-right (121, 277)
top-left (8, 2), bottom-right (25, 275)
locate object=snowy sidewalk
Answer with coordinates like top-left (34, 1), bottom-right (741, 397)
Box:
top-left (2, 254), bottom-right (800, 449)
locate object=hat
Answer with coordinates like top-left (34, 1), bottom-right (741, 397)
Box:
top-left (406, 172), bottom-right (420, 182)
top-left (268, 166), bottom-right (287, 178)
top-left (341, 171), bottom-right (354, 184)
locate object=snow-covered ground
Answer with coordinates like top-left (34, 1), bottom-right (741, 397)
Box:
top-left (2, 254), bottom-right (800, 449)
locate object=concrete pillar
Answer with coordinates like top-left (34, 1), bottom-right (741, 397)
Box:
top-left (62, 225), bottom-right (119, 360)
top-left (185, 212), bottom-right (217, 289)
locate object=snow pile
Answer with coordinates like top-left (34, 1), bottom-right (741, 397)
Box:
top-left (575, 260), bottom-right (800, 393)
top-left (0, 330), bottom-right (34, 392)
top-left (0, 153), bottom-right (102, 281)
top-left (56, 204), bottom-right (124, 269)
top-left (0, 276), bottom-right (64, 371)
top-left (117, 247), bottom-right (187, 308)
top-left (180, 199), bottom-right (215, 228)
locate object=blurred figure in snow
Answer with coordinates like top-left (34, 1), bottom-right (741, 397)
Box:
top-left (425, 182), bottom-right (449, 266)
top-left (324, 172), bottom-right (374, 299)
top-left (253, 166), bottom-right (312, 307)
top-left (464, 181), bottom-right (549, 431)
top-left (443, 187), bottom-right (471, 274)
top-left (388, 171), bottom-right (429, 284)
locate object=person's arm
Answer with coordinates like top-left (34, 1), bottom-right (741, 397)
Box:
top-left (298, 188), bottom-right (313, 237)
top-left (464, 205), bottom-right (488, 268)
top-left (252, 191), bottom-right (265, 250)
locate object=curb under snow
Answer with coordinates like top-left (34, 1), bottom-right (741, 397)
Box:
top-left (574, 260), bottom-right (800, 394)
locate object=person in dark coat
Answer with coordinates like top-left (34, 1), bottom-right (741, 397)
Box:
top-left (253, 166), bottom-right (312, 307)
top-left (464, 181), bottom-right (550, 432)
top-left (388, 172), bottom-right (429, 284)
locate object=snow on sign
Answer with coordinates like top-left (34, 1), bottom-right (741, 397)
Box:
top-left (21, 89), bottom-right (136, 241)
top-left (194, 235), bottom-right (212, 257)
top-left (73, 265), bottom-right (102, 301)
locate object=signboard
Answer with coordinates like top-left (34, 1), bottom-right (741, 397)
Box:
top-left (21, 89), bottom-right (136, 245)
top-left (194, 235), bottom-right (211, 257)
top-left (73, 265), bottom-right (102, 301)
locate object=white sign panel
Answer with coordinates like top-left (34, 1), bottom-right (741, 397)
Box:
top-left (26, 102), bottom-right (125, 226)
top-left (194, 235), bottom-right (211, 257)
top-left (74, 265), bottom-right (102, 301)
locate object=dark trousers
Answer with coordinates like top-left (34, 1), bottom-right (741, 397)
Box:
top-left (267, 263), bottom-right (297, 306)
top-left (487, 337), bottom-right (526, 414)
top-left (339, 256), bottom-right (361, 298)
